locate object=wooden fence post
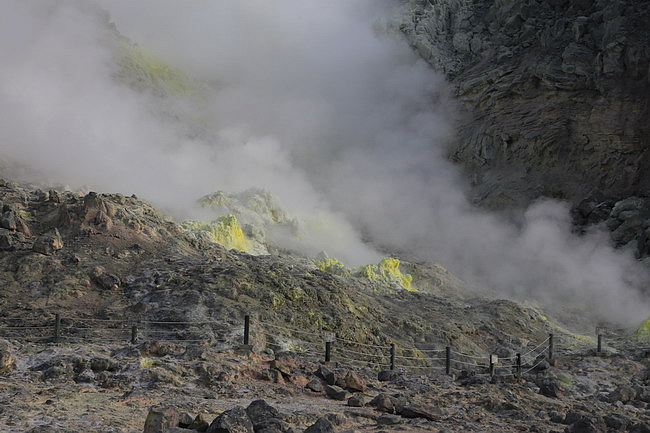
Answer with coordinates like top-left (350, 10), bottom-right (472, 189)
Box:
top-left (597, 334), bottom-right (602, 353)
top-left (243, 315), bottom-right (250, 345)
top-left (54, 313), bottom-right (60, 343)
top-left (325, 341), bottom-right (332, 363)
top-left (390, 344), bottom-right (395, 370)
top-left (516, 353), bottom-right (521, 380)
top-left (489, 354), bottom-right (496, 378)
top-left (445, 346), bottom-right (451, 376)
top-left (548, 333), bottom-right (554, 362)
top-left (131, 324), bottom-right (138, 345)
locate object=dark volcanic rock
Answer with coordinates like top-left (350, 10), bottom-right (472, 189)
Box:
top-left (377, 414), bottom-right (402, 426)
top-left (369, 393), bottom-right (394, 414)
top-left (377, 370), bottom-right (401, 382)
top-left (347, 395), bottom-right (365, 407)
top-left (306, 378), bottom-right (323, 393)
top-left (539, 376), bottom-right (563, 398)
top-left (629, 422), bottom-right (650, 433)
top-left (397, 404), bottom-right (441, 421)
top-left (603, 413), bottom-right (628, 430)
top-left (608, 385), bottom-right (637, 403)
top-left (179, 412), bottom-right (194, 428)
top-left (143, 407), bottom-right (180, 433)
top-left (324, 384), bottom-right (347, 401)
top-left (315, 365), bottom-right (331, 380)
top-left (564, 416), bottom-right (605, 433)
top-left (207, 406), bottom-right (253, 433)
top-left (564, 410), bottom-right (585, 425)
top-left (303, 417), bottom-right (334, 433)
top-left (246, 400), bottom-right (282, 432)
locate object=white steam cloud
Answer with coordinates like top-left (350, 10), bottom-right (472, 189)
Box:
top-left (0, 0), bottom-right (648, 325)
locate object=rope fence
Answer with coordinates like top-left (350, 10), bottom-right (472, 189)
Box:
top-left (2, 313), bottom-right (647, 380)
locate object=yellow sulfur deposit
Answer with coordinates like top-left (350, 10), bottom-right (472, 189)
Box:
top-left (636, 317), bottom-right (650, 336)
top-left (379, 258), bottom-right (414, 291)
top-left (118, 44), bottom-right (192, 96)
top-left (314, 257), bottom-right (351, 276)
top-left (356, 258), bottom-right (415, 291)
top-left (184, 215), bottom-right (251, 252)
top-left (358, 264), bottom-right (379, 280)
top-left (139, 358), bottom-right (155, 368)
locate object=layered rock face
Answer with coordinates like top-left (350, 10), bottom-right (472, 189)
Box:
top-left (400, 0), bottom-right (650, 212)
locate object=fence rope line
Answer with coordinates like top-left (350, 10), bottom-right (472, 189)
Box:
top-left (259, 332), bottom-right (321, 350)
top-left (63, 325), bottom-right (129, 331)
top-left (424, 356), bottom-right (446, 362)
top-left (258, 329), bottom-right (319, 343)
top-left (521, 337), bottom-right (550, 358)
top-left (521, 345), bottom-right (550, 365)
top-left (523, 357), bottom-right (548, 374)
top-left (498, 354), bottom-right (519, 361)
top-left (414, 347), bottom-right (445, 354)
top-left (258, 321), bottom-right (323, 337)
top-left (336, 346), bottom-right (385, 358)
top-left (406, 365), bottom-right (446, 370)
top-left (395, 354), bottom-right (432, 360)
top-left (336, 337), bottom-right (390, 349)
top-left (65, 317), bottom-right (129, 323)
top-left (265, 341), bottom-right (321, 357)
top-left (0, 326), bottom-right (51, 330)
top-left (452, 359), bottom-right (488, 367)
top-left (8, 313), bottom-right (643, 381)
top-left (451, 351), bottom-right (485, 360)
top-left (141, 320), bottom-right (217, 325)
top-left (335, 354), bottom-right (390, 368)
top-left (59, 336), bottom-right (133, 344)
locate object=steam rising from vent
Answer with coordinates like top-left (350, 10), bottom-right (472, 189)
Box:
top-left (0, 0), bottom-right (648, 324)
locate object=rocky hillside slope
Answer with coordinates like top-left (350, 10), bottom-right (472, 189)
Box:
top-left (399, 0), bottom-right (650, 252)
top-left (0, 177), bottom-right (648, 433)
top-left (0, 179), bottom-right (576, 357)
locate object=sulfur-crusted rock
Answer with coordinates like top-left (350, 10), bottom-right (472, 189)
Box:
top-left (90, 266), bottom-right (121, 290)
top-left (0, 339), bottom-right (16, 373)
top-left (344, 371), bottom-right (365, 392)
top-left (33, 228), bottom-right (63, 255)
top-left (187, 413), bottom-right (210, 432)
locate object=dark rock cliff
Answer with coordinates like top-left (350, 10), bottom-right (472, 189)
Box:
top-left (400, 0), bottom-right (650, 209)
top-left (399, 0), bottom-right (650, 256)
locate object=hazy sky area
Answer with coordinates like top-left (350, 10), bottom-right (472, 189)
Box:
top-left (1, 0), bottom-right (648, 325)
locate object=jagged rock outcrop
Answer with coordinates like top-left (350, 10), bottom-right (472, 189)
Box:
top-left (399, 0), bottom-right (650, 213)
